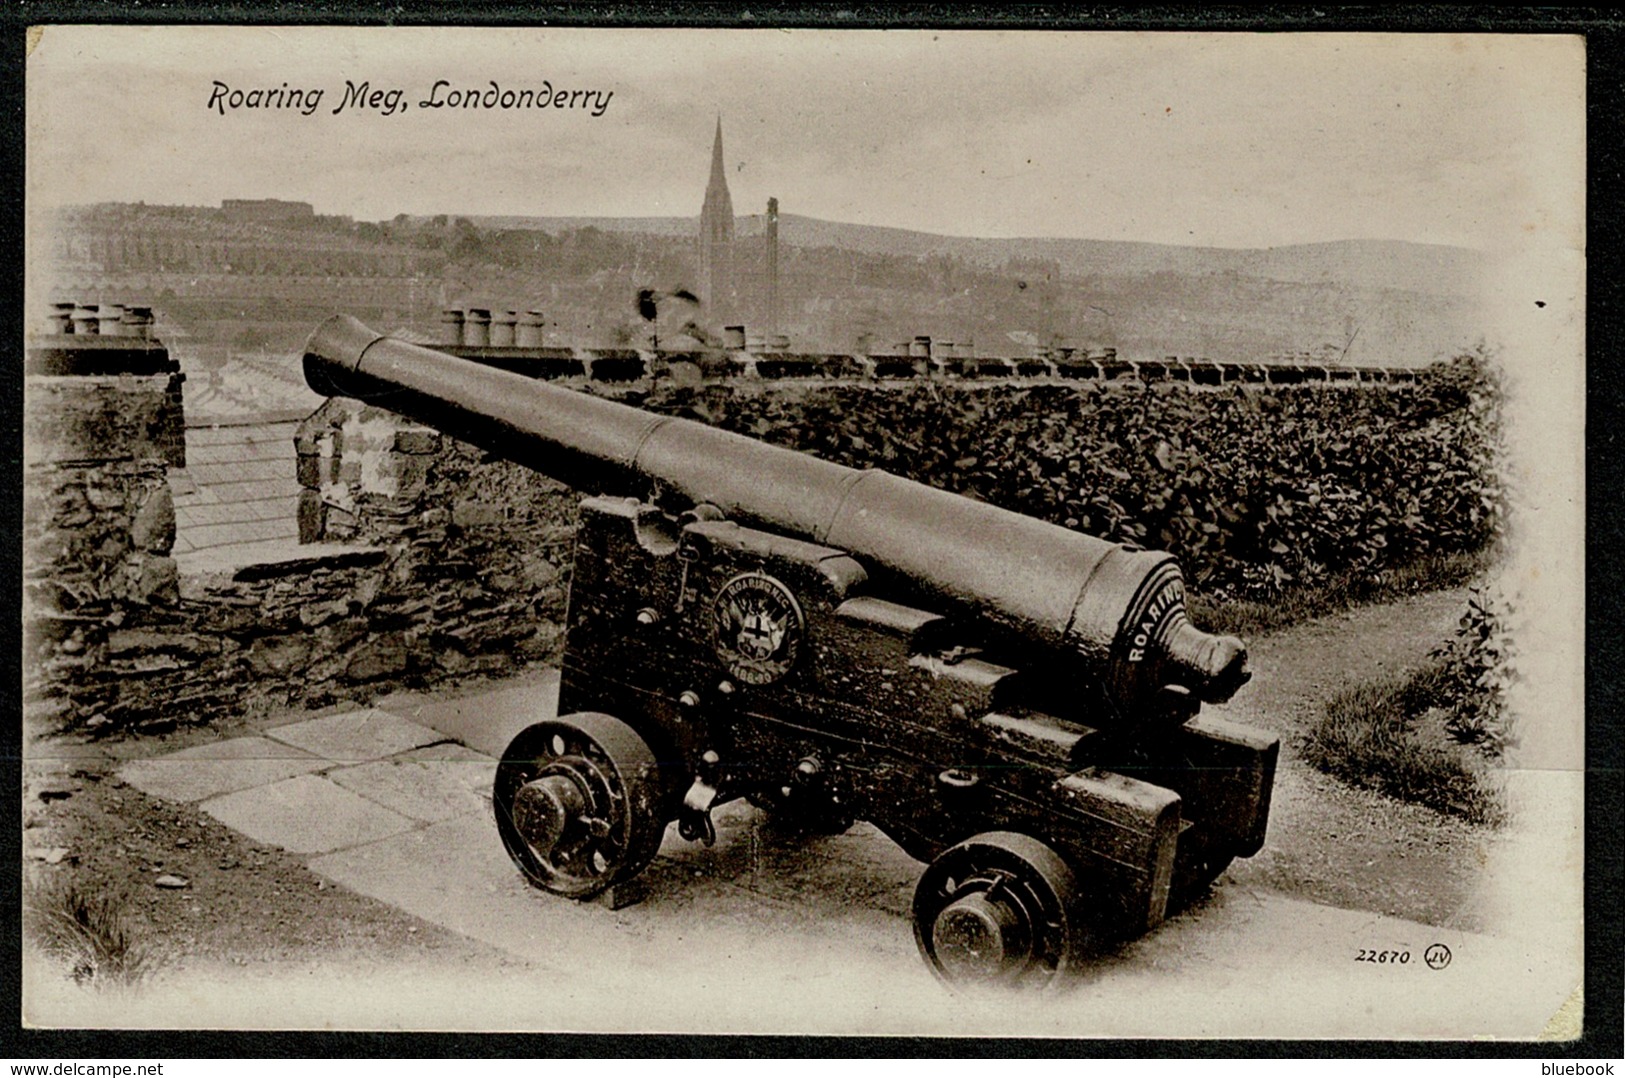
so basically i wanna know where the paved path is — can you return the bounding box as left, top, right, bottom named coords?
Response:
left=115, top=671, right=1576, bottom=1037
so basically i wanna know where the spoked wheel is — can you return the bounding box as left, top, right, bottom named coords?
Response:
left=912, top=831, right=1081, bottom=988
left=494, top=712, right=671, bottom=900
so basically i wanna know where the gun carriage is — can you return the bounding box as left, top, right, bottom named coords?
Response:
left=303, top=315, right=1278, bottom=988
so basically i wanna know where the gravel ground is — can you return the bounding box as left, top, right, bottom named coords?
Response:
left=1214, top=585, right=1490, bottom=929
left=22, top=722, right=534, bottom=992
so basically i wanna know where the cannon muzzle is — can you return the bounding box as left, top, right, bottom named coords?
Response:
left=303, top=315, right=1249, bottom=713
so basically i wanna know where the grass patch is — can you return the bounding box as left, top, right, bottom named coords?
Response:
left=1302, top=660, right=1506, bottom=826
left=1189, top=549, right=1490, bottom=637
left=23, top=878, right=155, bottom=988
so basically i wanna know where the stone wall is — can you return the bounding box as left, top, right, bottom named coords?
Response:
left=25, top=366, right=577, bottom=736
left=293, top=396, right=577, bottom=679
left=23, top=371, right=187, bottom=731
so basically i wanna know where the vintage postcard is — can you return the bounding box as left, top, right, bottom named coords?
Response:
left=20, top=25, right=1586, bottom=1039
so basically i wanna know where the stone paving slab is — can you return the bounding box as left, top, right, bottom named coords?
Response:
left=200, top=772, right=418, bottom=855
left=327, top=754, right=491, bottom=824
left=265, top=708, right=444, bottom=763
left=378, top=672, right=558, bottom=759
left=304, top=795, right=1550, bottom=1037
left=396, top=742, right=492, bottom=764
left=300, top=674, right=1567, bottom=1035
left=119, top=736, right=326, bottom=803
left=307, top=807, right=924, bottom=993
left=100, top=672, right=1576, bottom=1036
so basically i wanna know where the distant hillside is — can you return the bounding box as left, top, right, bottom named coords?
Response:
left=460, top=213, right=1486, bottom=299
left=45, top=202, right=1491, bottom=366
left=465, top=215, right=696, bottom=239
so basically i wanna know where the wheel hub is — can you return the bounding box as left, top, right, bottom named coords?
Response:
left=512, top=773, right=587, bottom=857
left=912, top=831, right=1080, bottom=988
left=494, top=713, right=671, bottom=901
left=931, top=886, right=1032, bottom=980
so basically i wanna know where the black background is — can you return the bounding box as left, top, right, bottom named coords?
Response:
left=2, top=4, right=1618, bottom=1061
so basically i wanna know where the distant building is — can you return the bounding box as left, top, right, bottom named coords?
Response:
left=222, top=199, right=315, bottom=222
left=698, top=119, right=736, bottom=326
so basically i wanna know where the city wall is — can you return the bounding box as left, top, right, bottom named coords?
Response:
left=24, top=330, right=573, bottom=736
left=23, top=312, right=1452, bottom=737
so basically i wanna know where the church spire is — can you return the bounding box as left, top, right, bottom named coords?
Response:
left=711, top=117, right=727, bottom=182
left=699, top=117, right=736, bottom=325
left=701, top=116, right=735, bottom=232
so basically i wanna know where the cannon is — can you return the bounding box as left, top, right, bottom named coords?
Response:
left=303, top=315, right=1278, bottom=987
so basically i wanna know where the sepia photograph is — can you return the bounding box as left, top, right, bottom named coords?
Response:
left=19, top=24, right=1588, bottom=1040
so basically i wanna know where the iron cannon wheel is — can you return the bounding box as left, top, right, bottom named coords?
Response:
left=494, top=712, right=669, bottom=900
left=912, top=831, right=1081, bottom=988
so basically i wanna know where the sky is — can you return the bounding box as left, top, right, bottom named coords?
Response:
left=27, top=27, right=1583, bottom=251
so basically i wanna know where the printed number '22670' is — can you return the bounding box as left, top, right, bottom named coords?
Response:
left=1355, top=949, right=1410, bottom=964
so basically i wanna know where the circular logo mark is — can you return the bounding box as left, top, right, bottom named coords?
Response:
left=711, top=572, right=805, bottom=685
left=1424, top=943, right=1452, bottom=971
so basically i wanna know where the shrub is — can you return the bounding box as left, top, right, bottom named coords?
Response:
left=1303, top=661, right=1506, bottom=826
left=619, top=350, right=1506, bottom=607
left=1430, top=585, right=1519, bottom=756
left=1304, top=583, right=1517, bottom=823
left=1188, top=549, right=1489, bottom=638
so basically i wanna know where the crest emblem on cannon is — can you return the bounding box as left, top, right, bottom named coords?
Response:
left=713, top=572, right=803, bottom=683
left=303, top=315, right=1278, bottom=988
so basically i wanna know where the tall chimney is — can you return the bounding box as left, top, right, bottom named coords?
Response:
left=766, top=197, right=780, bottom=339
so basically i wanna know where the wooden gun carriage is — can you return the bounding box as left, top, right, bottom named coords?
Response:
left=303, top=315, right=1277, bottom=987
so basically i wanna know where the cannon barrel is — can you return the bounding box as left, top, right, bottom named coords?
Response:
left=303, top=315, right=1249, bottom=711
